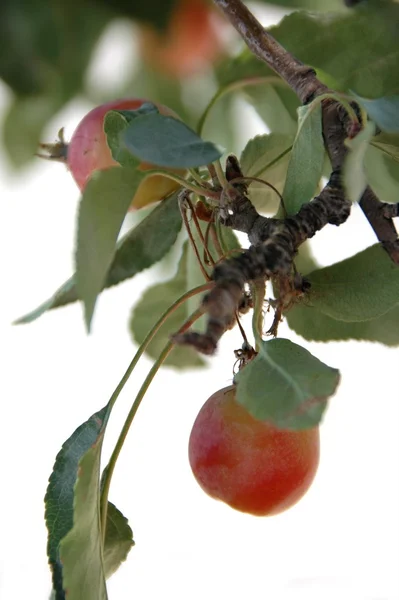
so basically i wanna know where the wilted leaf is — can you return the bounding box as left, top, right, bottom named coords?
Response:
left=282, top=103, right=325, bottom=214
left=76, top=167, right=144, bottom=331
left=235, top=338, right=340, bottom=429
left=301, top=244, right=399, bottom=321
left=15, top=192, right=182, bottom=324
left=343, top=121, right=376, bottom=203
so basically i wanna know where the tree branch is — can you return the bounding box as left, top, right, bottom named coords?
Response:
left=174, top=0, right=399, bottom=355
left=213, top=0, right=399, bottom=264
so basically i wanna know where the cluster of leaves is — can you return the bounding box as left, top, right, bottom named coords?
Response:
left=8, top=0, right=399, bottom=598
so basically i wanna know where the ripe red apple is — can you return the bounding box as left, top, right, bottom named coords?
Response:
left=40, top=99, right=185, bottom=210
left=137, top=0, right=226, bottom=78
left=189, top=385, right=320, bottom=516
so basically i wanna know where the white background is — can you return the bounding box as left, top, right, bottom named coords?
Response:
left=1, top=5, right=398, bottom=600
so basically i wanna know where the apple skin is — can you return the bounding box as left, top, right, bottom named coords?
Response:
left=189, top=385, right=320, bottom=516
left=67, top=98, right=185, bottom=210
left=137, top=0, right=226, bottom=78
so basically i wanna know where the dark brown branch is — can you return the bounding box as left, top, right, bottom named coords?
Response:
left=175, top=172, right=349, bottom=354
left=174, top=0, right=399, bottom=355
left=359, top=190, right=399, bottom=263
left=213, top=0, right=327, bottom=103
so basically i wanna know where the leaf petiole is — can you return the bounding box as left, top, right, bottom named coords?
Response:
left=100, top=307, right=204, bottom=541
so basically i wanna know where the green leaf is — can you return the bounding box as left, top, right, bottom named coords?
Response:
left=343, top=121, right=376, bottom=203
left=123, top=113, right=223, bottom=168
left=352, top=93, right=399, bottom=133
left=364, top=144, right=399, bottom=204
left=45, top=404, right=111, bottom=599
left=97, top=0, right=178, bottom=29
left=240, top=133, right=294, bottom=213
left=129, top=242, right=205, bottom=369
left=3, top=95, right=64, bottom=167
left=302, top=244, right=399, bottom=321
left=76, top=167, right=144, bottom=331
left=256, top=0, right=344, bottom=10
left=45, top=405, right=134, bottom=598
left=0, top=0, right=108, bottom=166
left=282, top=103, right=325, bottom=214
left=370, top=133, right=399, bottom=162
left=218, top=4, right=399, bottom=100
left=286, top=300, right=399, bottom=346
left=269, top=4, right=399, bottom=98
left=14, top=277, right=77, bottom=324
left=235, top=338, right=340, bottom=430
left=59, top=422, right=109, bottom=600
left=103, top=502, right=134, bottom=579
left=15, top=189, right=183, bottom=325
left=242, top=84, right=299, bottom=135
left=104, top=111, right=142, bottom=168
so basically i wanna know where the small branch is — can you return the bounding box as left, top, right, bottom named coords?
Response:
left=212, top=0, right=327, bottom=103
left=177, top=172, right=349, bottom=354
left=359, top=190, right=399, bottom=263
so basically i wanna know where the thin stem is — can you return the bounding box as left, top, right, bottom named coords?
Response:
left=229, top=175, right=283, bottom=202
left=188, top=168, right=212, bottom=189
left=188, top=198, right=216, bottom=267
left=196, top=76, right=282, bottom=137
left=179, top=196, right=211, bottom=281
left=100, top=309, right=203, bottom=540
left=235, top=311, right=249, bottom=346
left=213, top=159, right=229, bottom=188
left=209, top=222, right=224, bottom=260
left=144, top=168, right=220, bottom=200
left=250, top=280, right=266, bottom=351
left=207, top=163, right=221, bottom=190
left=103, top=282, right=212, bottom=415
left=251, top=145, right=292, bottom=180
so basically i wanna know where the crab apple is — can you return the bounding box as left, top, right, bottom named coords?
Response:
left=189, top=385, right=320, bottom=516
left=64, top=99, right=184, bottom=210
left=137, top=0, right=226, bottom=78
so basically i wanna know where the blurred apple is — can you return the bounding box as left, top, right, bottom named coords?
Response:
left=137, top=0, right=227, bottom=78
